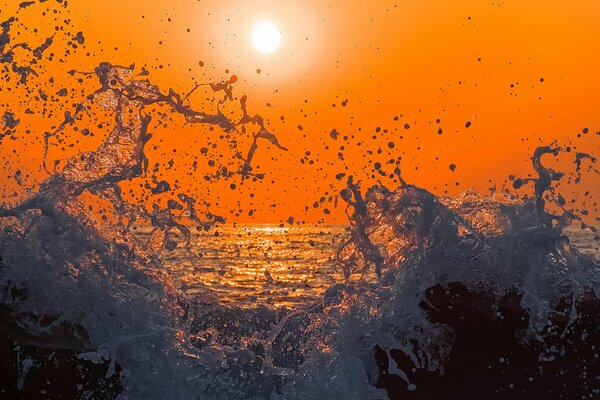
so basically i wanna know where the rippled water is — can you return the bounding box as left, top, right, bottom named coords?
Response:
left=565, top=225, right=600, bottom=258
left=134, top=223, right=599, bottom=309
left=135, top=224, right=352, bottom=308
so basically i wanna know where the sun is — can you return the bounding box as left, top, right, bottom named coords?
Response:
left=252, top=22, right=281, bottom=54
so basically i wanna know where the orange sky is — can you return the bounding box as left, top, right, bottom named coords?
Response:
left=1, top=0, right=599, bottom=224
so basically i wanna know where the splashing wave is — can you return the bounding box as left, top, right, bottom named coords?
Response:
left=0, top=4, right=599, bottom=400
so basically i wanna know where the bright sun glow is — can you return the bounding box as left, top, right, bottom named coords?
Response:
left=252, top=22, right=281, bottom=54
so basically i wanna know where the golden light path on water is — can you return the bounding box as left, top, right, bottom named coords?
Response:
left=164, top=224, right=365, bottom=309
left=133, top=224, right=349, bottom=308
left=135, top=224, right=598, bottom=309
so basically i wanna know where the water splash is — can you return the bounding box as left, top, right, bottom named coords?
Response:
left=0, top=2, right=599, bottom=400
left=326, top=146, right=599, bottom=397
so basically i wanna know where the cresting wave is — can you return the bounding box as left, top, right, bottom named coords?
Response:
left=1, top=4, right=600, bottom=400
left=0, top=56, right=289, bottom=398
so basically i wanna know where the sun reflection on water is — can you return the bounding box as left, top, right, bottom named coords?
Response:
left=135, top=223, right=598, bottom=309
left=137, top=224, right=353, bottom=308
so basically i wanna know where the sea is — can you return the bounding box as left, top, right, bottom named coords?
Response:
left=137, top=223, right=599, bottom=309
left=136, top=224, right=352, bottom=308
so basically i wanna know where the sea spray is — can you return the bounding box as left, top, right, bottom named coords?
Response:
left=1, top=4, right=288, bottom=396
left=0, top=2, right=599, bottom=399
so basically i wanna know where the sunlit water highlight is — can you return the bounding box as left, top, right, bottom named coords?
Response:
left=137, top=224, right=365, bottom=308
left=136, top=224, right=598, bottom=309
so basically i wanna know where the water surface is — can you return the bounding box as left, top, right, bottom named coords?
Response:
left=137, top=223, right=599, bottom=308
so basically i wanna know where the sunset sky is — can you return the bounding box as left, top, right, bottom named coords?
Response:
left=1, top=0, right=599, bottom=223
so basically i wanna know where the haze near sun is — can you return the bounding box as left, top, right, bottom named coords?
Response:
left=252, top=22, right=281, bottom=54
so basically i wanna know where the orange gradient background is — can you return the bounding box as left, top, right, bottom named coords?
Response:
left=1, top=0, right=599, bottom=223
